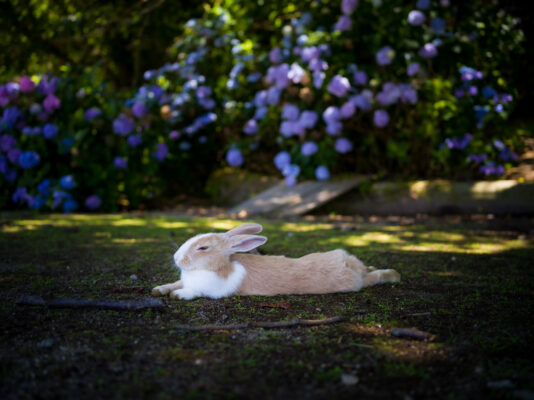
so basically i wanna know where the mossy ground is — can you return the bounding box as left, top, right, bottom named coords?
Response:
left=0, top=213, right=533, bottom=399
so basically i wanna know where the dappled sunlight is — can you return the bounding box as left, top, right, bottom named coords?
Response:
left=111, top=219, right=149, bottom=227
left=278, top=222, right=334, bottom=232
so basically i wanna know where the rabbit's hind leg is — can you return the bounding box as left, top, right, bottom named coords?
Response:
left=362, top=269, right=400, bottom=287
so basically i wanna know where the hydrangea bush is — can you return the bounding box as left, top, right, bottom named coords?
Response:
left=0, top=0, right=526, bottom=211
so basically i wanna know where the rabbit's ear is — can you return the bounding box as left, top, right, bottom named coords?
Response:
left=225, top=223, right=263, bottom=237
left=229, top=235, right=267, bottom=253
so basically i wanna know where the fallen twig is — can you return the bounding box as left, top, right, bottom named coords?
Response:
left=15, top=295, right=164, bottom=311
left=391, top=327, right=431, bottom=341
left=173, top=316, right=343, bottom=331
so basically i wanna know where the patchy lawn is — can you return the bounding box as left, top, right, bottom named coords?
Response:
left=0, top=213, right=533, bottom=399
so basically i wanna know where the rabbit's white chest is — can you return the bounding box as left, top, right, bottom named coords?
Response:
left=180, top=261, right=246, bottom=299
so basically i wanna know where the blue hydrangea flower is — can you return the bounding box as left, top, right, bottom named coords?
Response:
left=334, top=15, right=352, bottom=32
left=127, top=135, right=142, bottom=147
left=430, top=17, right=446, bottom=34
left=43, top=123, right=58, bottom=139
left=416, top=0, right=430, bottom=10
left=313, top=72, right=325, bottom=89
left=419, top=43, right=438, bottom=58
left=18, top=151, right=40, bottom=169
left=0, top=134, right=17, bottom=152
left=60, top=175, right=76, bottom=190
left=467, top=154, right=487, bottom=163
left=274, top=151, right=291, bottom=170
left=254, top=107, right=268, bottom=120
left=247, top=73, right=262, bottom=83
left=444, top=133, right=472, bottom=150
left=374, top=110, right=390, bottom=127
left=340, top=101, right=356, bottom=118
left=288, top=63, right=305, bottom=83
left=301, top=141, right=318, bottom=156
left=132, top=102, right=147, bottom=118
left=326, top=122, right=343, bottom=136
left=315, top=166, right=330, bottom=181
left=243, top=119, right=258, bottom=135
left=328, top=75, right=351, bottom=97
left=85, top=195, right=102, bottom=210
left=376, top=46, right=395, bottom=66
left=113, top=114, right=135, bottom=135
left=2, top=107, right=20, bottom=130
left=282, top=104, right=300, bottom=121
left=342, top=0, right=359, bottom=15
left=84, top=108, right=102, bottom=121
left=323, top=106, right=341, bottom=124
left=267, top=87, right=281, bottom=105
left=226, top=148, right=244, bottom=167
left=407, top=62, right=421, bottom=76
left=254, top=91, right=268, bottom=108
left=38, top=179, right=51, bottom=196
left=63, top=198, right=78, bottom=213
left=482, top=86, right=496, bottom=99
left=353, top=71, right=368, bottom=86
left=153, top=143, right=168, bottom=162
left=408, top=10, right=426, bottom=26
left=114, top=157, right=127, bottom=169
left=269, top=48, right=282, bottom=64
left=335, top=138, right=353, bottom=154
left=298, top=111, right=318, bottom=129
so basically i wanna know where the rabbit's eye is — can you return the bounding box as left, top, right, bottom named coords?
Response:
left=196, top=246, right=209, bottom=251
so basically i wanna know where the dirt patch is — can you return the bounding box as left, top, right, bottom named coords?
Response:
left=1, top=214, right=533, bottom=399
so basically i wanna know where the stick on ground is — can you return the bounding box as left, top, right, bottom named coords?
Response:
left=16, top=295, right=165, bottom=311
left=173, top=316, right=343, bottom=331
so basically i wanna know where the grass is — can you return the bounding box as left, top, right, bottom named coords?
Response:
left=0, top=212, right=533, bottom=399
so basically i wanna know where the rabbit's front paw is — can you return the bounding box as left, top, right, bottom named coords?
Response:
left=152, top=286, right=168, bottom=296
left=170, top=288, right=197, bottom=300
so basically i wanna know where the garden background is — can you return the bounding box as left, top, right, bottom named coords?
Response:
left=1, top=0, right=532, bottom=212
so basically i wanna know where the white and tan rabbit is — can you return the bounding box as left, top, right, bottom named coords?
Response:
left=152, top=223, right=400, bottom=300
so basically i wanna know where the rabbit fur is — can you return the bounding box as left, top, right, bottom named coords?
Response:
left=152, top=223, right=400, bottom=300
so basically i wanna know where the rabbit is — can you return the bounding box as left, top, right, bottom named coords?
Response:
left=152, top=223, right=400, bottom=300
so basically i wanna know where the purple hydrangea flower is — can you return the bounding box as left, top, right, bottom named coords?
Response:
left=480, top=161, right=505, bottom=176
left=18, top=151, right=40, bottom=169
left=407, top=62, right=421, bottom=76
left=288, top=63, right=305, bottom=83
left=84, top=107, right=102, bottom=121
left=326, top=122, right=343, bottom=136
left=313, top=72, right=325, bottom=89
left=444, top=133, right=472, bottom=150
left=340, top=101, right=356, bottom=119
left=254, top=107, right=268, bottom=120
left=280, top=121, right=304, bottom=137
left=128, top=134, right=143, bottom=147
left=43, top=94, right=61, bottom=113
left=467, top=154, right=487, bottom=163
left=274, top=151, right=291, bottom=170
left=254, top=91, right=268, bottom=108
left=8, top=148, right=21, bottom=164
left=269, top=48, right=282, bottom=64
left=315, top=165, right=330, bottom=181
left=377, top=82, right=401, bottom=106
left=37, top=76, right=58, bottom=95
left=243, top=119, right=258, bottom=135
left=334, top=15, right=352, bottom=32
left=354, top=71, right=368, bottom=86
left=299, top=110, right=318, bottom=129
left=454, top=89, right=465, bottom=98
left=376, top=46, right=394, bottom=66
left=0, top=134, right=17, bottom=152
left=114, top=157, right=127, bottom=169
left=282, top=163, right=300, bottom=178
left=301, top=141, right=318, bottom=156
left=85, top=195, right=102, bottom=210
left=342, top=0, right=359, bottom=15
left=266, top=64, right=290, bottom=89
left=351, top=91, right=373, bottom=111
left=468, top=86, right=478, bottom=96
left=374, top=110, right=390, bottom=127
left=301, top=46, right=320, bottom=62
left=328, top=75, right=351, bottom=97
left=43, top=123, right=58, bottom=139
left=399, top=84, right=418, bottom=104
left=282, top=104, right=300, bottom=121
left=113, top=114, right=135, bottom=135
left=323, top=106, right=341, bottom=124
left=132, top=102, right=147, bottom=118
left=335, top=138, right=353, bottom=154
left=0, top=155, right=6, bottom=174
left=419, top=43, right=438, bottom=58
left=196, top=86, right=211, bottom=99
left=226, top=148, right=244, bottom=167
left=19, top=76, right=35, bottom=92
left=309, top=59, right=328, bottom=72
left=169, top=130, right=180, bottom=140
left=267, top=87, right=281, bottom=105
left=408, top=10, right=426, bottom=26
left=154, top=143, right=168, bottom=162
